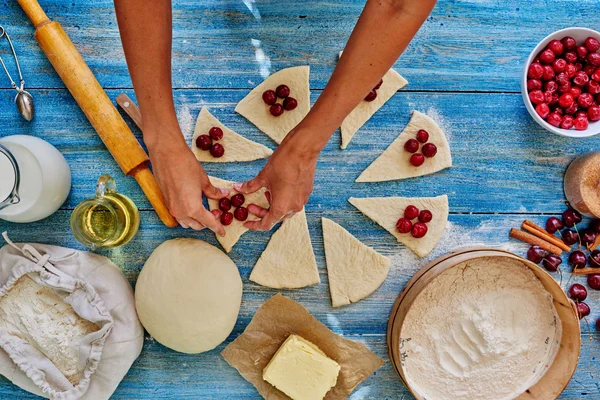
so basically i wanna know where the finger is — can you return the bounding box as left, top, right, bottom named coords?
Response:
left=265, top=191, right=271, bottom=204
left=194, top=208, right=226, bottom=237
left=211, top=209, right=222, bottom=219
left=201, top=178, right=230, bottom=200
left=178, top=220, right=190, bottom=229
left=186, top=219, right=205, bottom=231
left=233, top=176, right=266, bottom=194
left=247, top=203, right=269, bottom=218
left=245, top=209, right=285, bottom=231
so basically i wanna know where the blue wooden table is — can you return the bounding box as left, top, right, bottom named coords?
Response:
left=2, top=0, right=600, bottom=398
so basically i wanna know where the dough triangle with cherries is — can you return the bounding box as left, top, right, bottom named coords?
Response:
left=192, top=107, right=272, bottom=162
left=207, top=176, right=270, bottom=253
left=356, top=111, right=452, bottom=182
left=339, top=52, right=408, bottom=149
left=322, top=218, right=390, bottom=307
left=235, top=66, right=310, bottom=144
left=250, top=209, right=320, bottom=289
left=349, top=195, right=449, bottom=258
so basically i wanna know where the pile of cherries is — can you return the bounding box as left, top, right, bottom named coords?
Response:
left=525, top=206, right=600, bottom=322
left=527, top=35, right=600, bottom=130
left=196, top=126, right=225, bottom=158
left=218, top=193, right=248, bottom=225
left=262, top=84, right=298, bottom=117
left=364, top=79, right=383, bottom=102
left=404, top=129, right=437, bottom=167
left=395, top=205, right=432, bottom=239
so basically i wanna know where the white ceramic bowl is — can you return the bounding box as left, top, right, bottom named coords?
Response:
left=522, top=27, right=600, bottom=138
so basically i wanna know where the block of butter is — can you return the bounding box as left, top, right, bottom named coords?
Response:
left=263, top=334, right=341, bottom=400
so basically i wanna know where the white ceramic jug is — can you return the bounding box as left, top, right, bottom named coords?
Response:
left=0, top=135, right=71, bottom=223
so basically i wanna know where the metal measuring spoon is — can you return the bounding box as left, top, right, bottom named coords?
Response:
left=0, top=26, right=34, bottom=121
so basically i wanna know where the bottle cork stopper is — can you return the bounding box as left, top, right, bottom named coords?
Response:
left=564, top=152, right=600, bottom=218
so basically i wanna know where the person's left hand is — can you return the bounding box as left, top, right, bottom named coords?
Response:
left=234, top=128, right=319, bottom=231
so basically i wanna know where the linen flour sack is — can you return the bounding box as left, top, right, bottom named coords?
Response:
left=0, top=233, right=143, bottom=399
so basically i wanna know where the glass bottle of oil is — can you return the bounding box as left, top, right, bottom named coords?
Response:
left=71, top=175, right=140, bottom=250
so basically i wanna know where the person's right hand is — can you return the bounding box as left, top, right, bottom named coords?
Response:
left=147, top=134, right=229, bottom=235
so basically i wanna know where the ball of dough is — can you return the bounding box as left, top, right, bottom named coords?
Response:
left=135, top=239, right=242, bottom=353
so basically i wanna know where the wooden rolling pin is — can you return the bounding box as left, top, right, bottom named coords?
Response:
left=564, top=152, right=600, bottom=218
left=17, top=0, right=177, bottom=228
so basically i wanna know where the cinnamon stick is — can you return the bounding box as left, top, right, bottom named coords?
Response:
left=573, top=268, right=600, bottom=275
left=522, top=220, right=571, bottom=252
left=509, top=228, right=563, bottom=255
left=588, top=235, right=600, bottom=251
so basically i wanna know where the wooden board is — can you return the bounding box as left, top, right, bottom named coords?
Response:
left=1, top=0, right=600, bottom=398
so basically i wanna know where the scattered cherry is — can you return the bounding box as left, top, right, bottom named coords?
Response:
left=422, top=143, right=437, bottom=158
left=580, top=229, right=597, bottom=246
left=230, top=193, right=245, bottom=207
left=220, top=212, right=234, bottom=226
left=283, top=97, right=298, bottom=111
left=411, top=222, right=428, bottom=238
left=210, top=143, right=225, bottom=158
left=276, top=85, right=290, bottom=98
left=396, top=218, right=413, bottom=234
left=374, top=79, right=383, bottom=89
left=418, top=210, right=433, bottom=223
left=562, top=229, right=579, bottom=245
left=364, top=90, right=378, bottom=102
left=569, top=250, right=587, bottom=269
left=218, top=197, right=231, bottom=212
left=410, top=154, right=425, bottom=167
left=590, top=250, right=600, bottom=267
left=577, top=302, right=591, bottom=319
left=542, top=254, right=562, bottom=272
left=591, top=219, right=600, bottom=234
left=568, top=284, right=588, bottom=301
left=404, top=139, right=419, bottom=153
left=527, top=246, right=546, bottom=264
left=562, top=208, right=579, bottom=227
left=270, top=104, right=284, bottom=117
left=404, top=205, right=420, bottom=220
left=233, top=207, right=248, bottom=221
left=416, top=129, right=429, bottom=143
left=588, top=274, right=600, bottom=290
left=262, top=90, right=277, bottom=105
left=196, top=135, right=212, bottom=151
left=545, top=216, right=564, bottom=233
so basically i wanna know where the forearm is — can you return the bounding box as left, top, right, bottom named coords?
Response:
left=291, top=0, right=436, bottom=152
left=114, top=0, right=183, bottom=150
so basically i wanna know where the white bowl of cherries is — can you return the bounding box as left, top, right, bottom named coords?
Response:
left=523, top=27, right=600, bottom=138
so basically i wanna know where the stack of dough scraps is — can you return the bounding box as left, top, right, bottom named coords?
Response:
left=322, top=218, right=390, bottom=307
left=349, top=195, right=449, bottom=258
left=356, top=110, right=452, bottom=182
left=250, top=209, right=320, bottom=289
left=191, top=107, right=272, bottom=162
left=235, top=66, right=310, bottom=144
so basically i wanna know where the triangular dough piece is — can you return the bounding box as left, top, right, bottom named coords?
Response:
left=207, top=176, right=270, bottom=253
left=191, top=107, right=272, bottom=162
left=235, top=66, right=310, bottom=144
left=340, top=56, right=408, bottom=149
left=349, top=195, right=449, bottom=258
left=250, top=209, right=320, bottom=289
left=321, top=218, right=391, bottom=307
left=356, top=111, right=452, bottom=182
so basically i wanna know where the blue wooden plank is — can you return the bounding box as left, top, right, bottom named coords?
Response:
left=0, top=0, right=598, bottom=92
left=1, top=88, right=598, bottom=214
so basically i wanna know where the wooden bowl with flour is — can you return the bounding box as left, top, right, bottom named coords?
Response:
left=387, top=248, right=580, bottom=400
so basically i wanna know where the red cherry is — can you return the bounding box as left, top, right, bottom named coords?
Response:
left=422, top=143, right=437, bottom=158
left=586, top=37, right=600, bottom=52
left=592, top=68, right=600, bottom=82
left=535, top=103, right=550, bottom=119
left=569, top=86, right=581, bottom=98
left=411, top=222, right=428, bottom=238
left=565, top=103, right=579, bottom=115
left=418, top=210, right=433, bottom=223
left=584, top=63, right=596, bottom=76
left=220, top=212, right=234, bottom=226
left=546, top=112, right=562, bottom=127
left=564, top=51, right=578, bottom=64
left=527, top=79, right=543, bottom=91
left=560, top=115, right=574, bottom=129
left=548, top=39, right=565, bottom=56
left=544, top=80, right=558, bottom=93
left=262, top=90, right=277, bottom=105
left=404, top=205, right=420, bottom=220
left=556, top=72, right=569, bottom=86
left=591, top=219, right=600, bottom=234
left=210, top=143, right=225, bottom=158
left=209, top=127, right=223, bottom=141
left=573, top=71, right=590, bottom=87
left=553, top=106, right=564, bottom=116
left=527, top=63, right=544, bottom=79
left=527, top=246, right=547, bottom=264
left=558, top=93, right=574, bottom=108
left=374, top=79, right=383, bottom=89
left=529, top=90, right=545, bottom=105
left=541, top=65, right=555, bottom=81
left=574, top=114, right=589, bottom=130
left=404, top=139, right=419, bottom=153
left=219, top=197, right=232, bottom=212
left=364, top=90, right=377, bottom=102
left=542, top=254, right=562, bottom=272
left=558, top=82, right=571, bottom=94
left=233, top=207, right=248, bottom=221
left=270, top=104, right=284, bottom=117
left=196, top=134, right=213, bottom=150
left=588, top=105, right=600, bottom=121
left=230, top=193, right=245, bottom=207
left=568, top=284, right=588, bottom=301
left=275, top=84, right=290, bottom=98
left=566, top=63, right=578, bottom=78
left=576, top=111, right=588, bottom=119
left=587, top=80, right=600, bottom=95
left=282, top=97, right=298, bottom=111
left=588, top=273, right=600, bottom=289
left=575, top=62, right=583, bottom=72
left=409, top=153, right=425, bottom=167
left=578, top=92, right=595, bottom=108
left=576, top=45, right=589, bottom=60
left=589, top=53, right=600, bottom=67
left=539, top=49, right=555, bottom=65
left=591, top=251, right=600, bottom=268
left=396, top=218, right=413, bottom=234
left=576, top=302, right=590, bottom=320
left=561, top=36, right=577, bottom=51
left=416, top=129, right=429, bottom=143
left=569, top=250, right=587, bottom=269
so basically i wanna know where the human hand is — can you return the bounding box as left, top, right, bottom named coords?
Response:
left=147, top=134, right=230, bottom=234
left=234, top=128, right=319, bottom=231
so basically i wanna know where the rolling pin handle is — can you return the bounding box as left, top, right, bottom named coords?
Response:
left=17, top=0, right=50, bottom=28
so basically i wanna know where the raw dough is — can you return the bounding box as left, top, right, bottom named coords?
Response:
left=339, top=52, right=408, bottom=149
left=208, top=176, right=270, bottom=253
left=349, top=195, right=448, bottom=258
left=322, top=218, right=391, bottom=307
left=235, top=66, right=311, bottom=144
left=356, top=110, right=451, bottom=182
left=191, top=107, right=272, bottom=162
left=250, top=209, right=319, bottom=289
left=135, top=238, right=242, bottom=354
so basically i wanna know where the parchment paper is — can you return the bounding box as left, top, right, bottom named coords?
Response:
left=221, top=294, right=384, bottom=399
